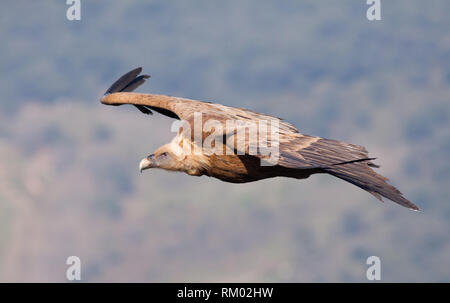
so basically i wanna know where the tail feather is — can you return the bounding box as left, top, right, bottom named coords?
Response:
left=326, top=162, right=419, bottom=210
left=298, top=138, right=418, bottom=210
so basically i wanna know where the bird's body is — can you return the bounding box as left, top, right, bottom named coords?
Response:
left=149, top=130, right=318, bottom=183
left=101, top=68, right=419, bottom=210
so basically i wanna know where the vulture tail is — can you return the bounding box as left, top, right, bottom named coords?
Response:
left=323, top=154, right=418, bottom=210
left=299, top=138, right=418, bottom=210
left=326, top=163, right=418, bottom=210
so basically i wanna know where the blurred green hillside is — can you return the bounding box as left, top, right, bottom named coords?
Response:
left=0, top=0, right=449, bottom=282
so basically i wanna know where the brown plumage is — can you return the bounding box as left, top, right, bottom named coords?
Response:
left=100, top=67, right=419, bottom=211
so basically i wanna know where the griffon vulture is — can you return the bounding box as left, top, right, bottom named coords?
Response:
left=100, top=68, right=418, bottom=210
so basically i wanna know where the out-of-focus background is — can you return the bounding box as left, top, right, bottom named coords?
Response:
left=0, top=0, right=449, bottom=282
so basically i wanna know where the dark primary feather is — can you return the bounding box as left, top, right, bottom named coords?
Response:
left=122, top=75, right=151, bottom=93
left=104, top=67, right=143, bottom=95
left=145, top=106, right=180, bottom=119
left=134, top=105, right=153, bottom=115
left=104, top=67, right=152, bottom=114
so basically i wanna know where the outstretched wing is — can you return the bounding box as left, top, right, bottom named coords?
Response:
left=100, top=68, right=376, bottom=170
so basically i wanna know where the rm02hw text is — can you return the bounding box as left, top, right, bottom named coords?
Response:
left=177, top=287, right=274, bottom=300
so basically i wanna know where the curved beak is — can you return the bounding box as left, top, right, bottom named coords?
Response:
left=139, top=157, right=152, bottom=173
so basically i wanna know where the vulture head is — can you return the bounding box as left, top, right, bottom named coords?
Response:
left=138, top=136, right=204, bottom=176
left=139, top=147, right=179, bottom=173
